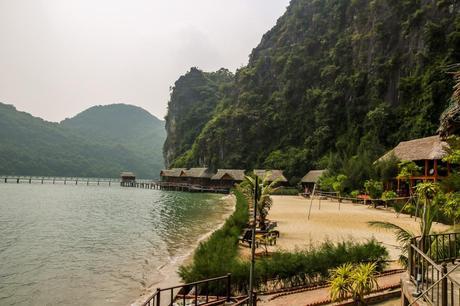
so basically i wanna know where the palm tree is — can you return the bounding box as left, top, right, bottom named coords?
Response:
left=330, top=262, right=378, bottom=305
left=238, top=172, right=279, bottom=229
left=369, top=182, right=440, bottom=266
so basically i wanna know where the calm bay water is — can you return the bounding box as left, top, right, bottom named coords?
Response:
left=0, top=183, right=230, bottom=306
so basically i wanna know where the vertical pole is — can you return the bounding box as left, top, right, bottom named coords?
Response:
left=408, top=244, right=413, bottom=278
left=442, top=263, right=448, bottom=306
left=226, top=273, right=231, bottom=302
left=156, top=288, right=161, bottom=306
left=307, top=183, right=316, bottom=220
left=249, top=176, right=258, bottom=306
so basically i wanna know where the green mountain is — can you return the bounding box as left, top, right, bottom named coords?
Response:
left=0, top=103, right=165, bottom=178
left=163, top=67, right=234, bottom=167
left=165, top=0, right=460, bottom=187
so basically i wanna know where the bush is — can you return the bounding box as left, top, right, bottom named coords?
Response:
left=179, top=190, right=249, bottom=286
left=350, top=190, right=360, bottom=198
left=382, top=190, right=397, bottom=206
left=364, top=179, right=383, bottom=199
left=231, top=239, right=388, bottom=292
left=270, top=187, right=299, bottom=195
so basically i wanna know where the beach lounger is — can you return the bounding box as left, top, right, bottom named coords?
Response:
left=239, top=229, right=258, bottom=248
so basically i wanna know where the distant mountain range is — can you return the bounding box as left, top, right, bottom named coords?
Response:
left=0, top=103, right=165, bottom=178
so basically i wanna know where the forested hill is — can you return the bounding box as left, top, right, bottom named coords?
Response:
left=0, top=103, right=165, bottom=178
left=165, top=0, right=460, bottom=186
left=163, top=67, right=233, bottom=167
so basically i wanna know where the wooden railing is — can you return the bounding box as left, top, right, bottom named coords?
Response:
left=141, top=274, right=256, bottom=306
left=408, top=233, right=460, bottom=306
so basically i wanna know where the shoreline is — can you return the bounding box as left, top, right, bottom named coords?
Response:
left=130, top=193, right=236, bottom=306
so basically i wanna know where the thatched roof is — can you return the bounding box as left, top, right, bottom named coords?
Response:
left=211, top=169, right=246, bottom=181
left=120, top=171, right=135, bottom=178
left=438, top=67, right=460, bottom=137
left=184, top=168, right=214, bottom=178
left=253, top=169, right=288, bottom=182
left=160, top=168, right=187, bottom=177
left=301, top=170, right=326, bottom=183
left=378, top=135, right=449, bottom=162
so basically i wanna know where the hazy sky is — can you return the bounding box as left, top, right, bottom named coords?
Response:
left=0, top=0, right=290, bottom=122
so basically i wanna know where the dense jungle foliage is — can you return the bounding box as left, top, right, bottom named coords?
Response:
left=165, top=0, right=460, bottom=189
left=0, top=103, right=165, bottom=178
left=163, top=67, right=233, bottom=167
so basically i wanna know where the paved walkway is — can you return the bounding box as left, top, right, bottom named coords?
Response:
left=258, top=272, right=404, bottom=306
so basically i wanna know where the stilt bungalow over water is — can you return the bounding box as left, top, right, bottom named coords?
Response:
left=378, top=135, right=450, bottom=196
left=211, top=169, right=246, bottom=189
left=159, top=168, right=187, bottom=183
left=183, top=168, right=214, bottom=185
left=120, top=171, right=136, bottom=187
left=301, top=169, right=326, bottom=193
left=253, top=169, right=288, bottom=185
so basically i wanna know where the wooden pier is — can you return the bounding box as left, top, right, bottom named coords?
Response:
left=1, top=176, right=230, bottom=194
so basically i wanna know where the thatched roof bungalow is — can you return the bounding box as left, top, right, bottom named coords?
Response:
left=183, top=168, right=214, bottom=185
left=211, top=169, right=246, bottom=188
left=378, top=135, right=451, bottom=195
left=160, top=168, right=187, bottom=183
left=301, top=170, right=326, bottom=191
left=120, top=171, right=136, bottom=182
left=378, top=135, right=449, bottom=162
left=253, top=169, right=288, bottom=184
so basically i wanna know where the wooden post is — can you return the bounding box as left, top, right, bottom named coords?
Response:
left=434, top=159, right=438, bottom=181
left=17, top=178, right=19, bottom=184
left=29, top=178, right=31, bottom=184
left=442, top=263, right=448, bottom=306
left=307, top=184, right=316, bottom=220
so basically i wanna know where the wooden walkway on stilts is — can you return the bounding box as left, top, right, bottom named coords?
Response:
left=1, top=175, right=230, bottom=194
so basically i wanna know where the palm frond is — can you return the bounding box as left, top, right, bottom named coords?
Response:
left=368, top=221, right=414, bottom=247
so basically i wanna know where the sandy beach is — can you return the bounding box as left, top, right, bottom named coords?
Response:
left=242, top=195, right=450, bottom=261
left=131, top=194, right=236, bottom=306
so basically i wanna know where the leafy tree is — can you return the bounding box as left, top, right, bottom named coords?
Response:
left=364, top=180, right=383, bottom=199
left=374, top=154, right=399, bottom=182
left=442, top=192, right=460, bottom=227
left=397, top=161, right=421, bottom=181
left=332, top=174, right=348, bottom=197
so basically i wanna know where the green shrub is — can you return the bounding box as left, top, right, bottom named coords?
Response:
left=179, top=190, right=249, bottom=286
left=350, top=190, right=360, bottom=198
left=382, top=190, right=397, bottom=206
left=270, top=187, right=299, bottom=195
left=364, top=179, right=383, bottom=199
